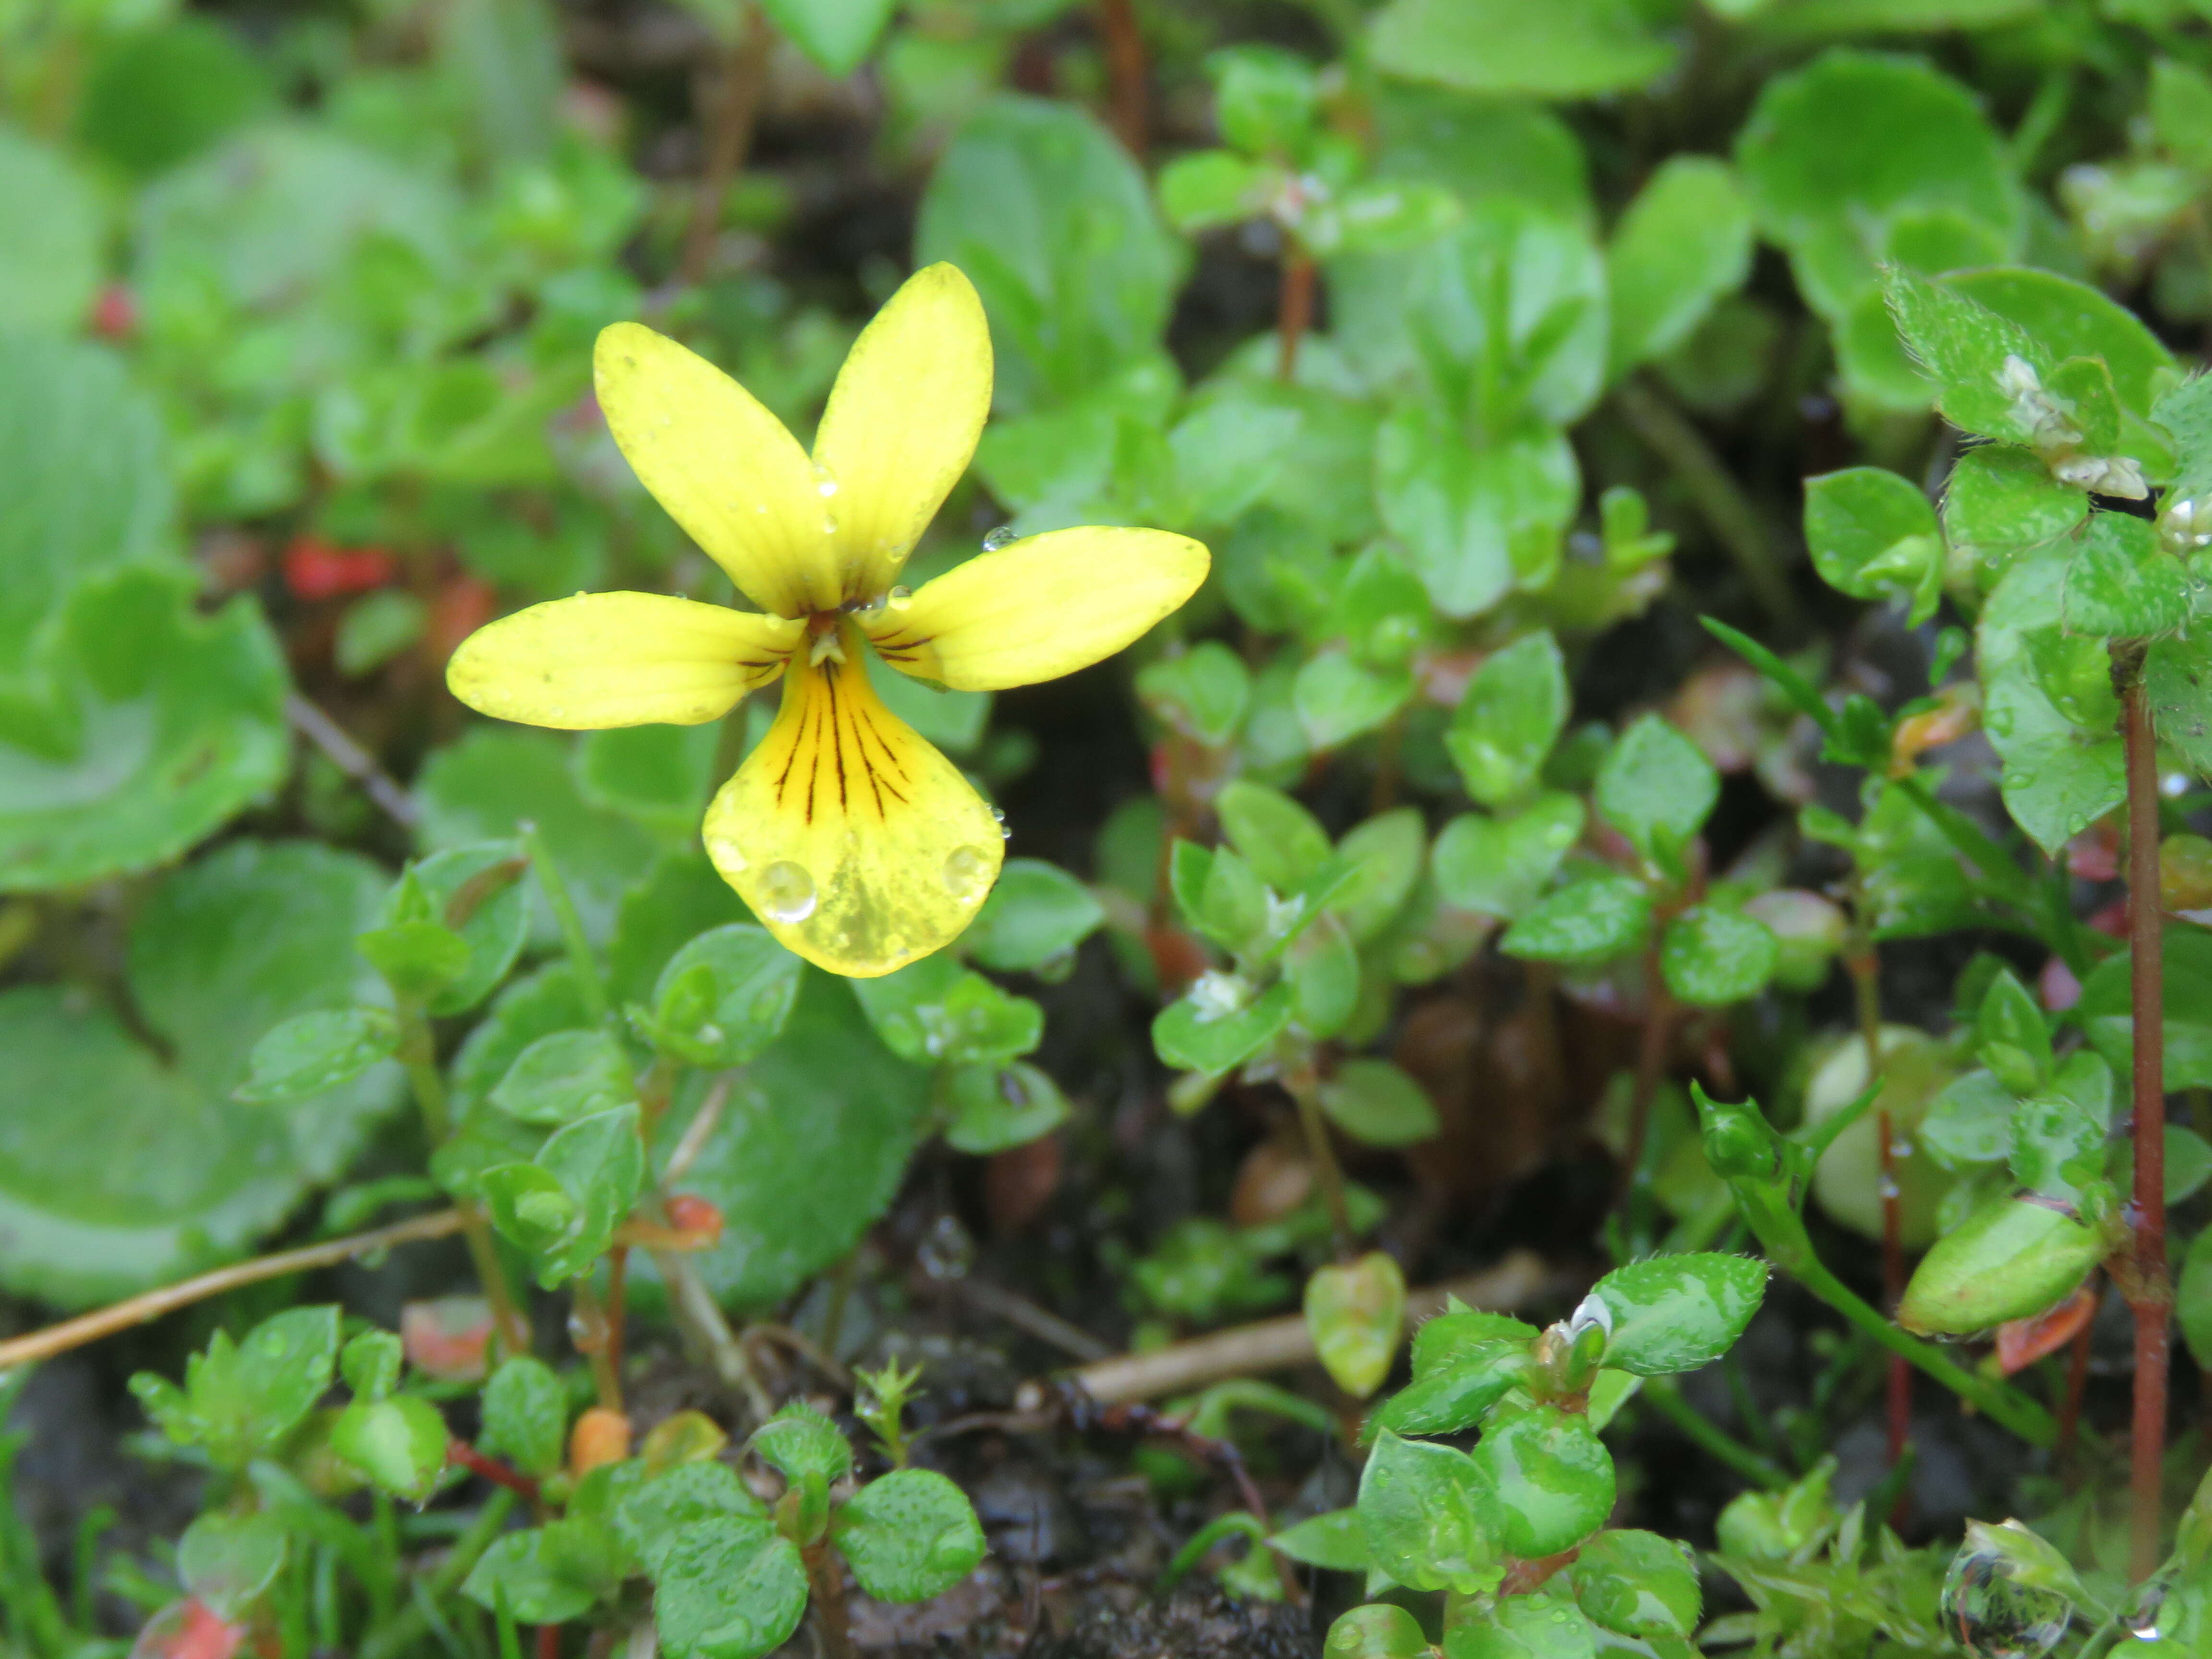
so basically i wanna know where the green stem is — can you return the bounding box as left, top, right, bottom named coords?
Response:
left=1282, top=1058, right=1355, bottom=1258
left=521, top=822, right=612, bottom=1028
left=1639, top=1376, right=1789, bottom=1490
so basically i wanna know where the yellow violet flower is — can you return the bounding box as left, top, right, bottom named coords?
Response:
left=446, top=264, right=1209, bottom=977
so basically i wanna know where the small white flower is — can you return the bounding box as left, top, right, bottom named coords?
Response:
left=1189, top=970, right=1250, bottom=1023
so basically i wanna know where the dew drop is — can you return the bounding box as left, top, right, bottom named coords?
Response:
left=944, top=844, right=993, bottom=900
left=982, top=525, right=1018, bottom=552
left=821, top=515, right=840, bottom=537
left=886, top=584, right=913, bottom=612
left=757, top=860, right=817, bottom=924
left=813, top=462, right=840, bottom=498
left=706, top=835, right=748, bottom=873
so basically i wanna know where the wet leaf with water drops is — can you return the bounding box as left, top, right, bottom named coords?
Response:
left=1940, top=1521, right=2079, bottom=1659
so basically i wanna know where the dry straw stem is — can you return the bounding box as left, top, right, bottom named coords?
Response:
left=1058, top=1250, right=1563, bottom=1406
left=0, top=1208, right=467, bottom=1372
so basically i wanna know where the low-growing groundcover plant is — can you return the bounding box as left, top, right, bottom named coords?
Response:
left=10, top=0, right=2212, bottom=1656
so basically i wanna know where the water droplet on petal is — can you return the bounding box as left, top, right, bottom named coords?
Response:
left=757, top=861, right=817, bottom=924
left=982, top=525, right=1018, bottom=552
left=886, top=585, right=912, bottom=612
left=944, top=844, right=993, bottom=900
left=706, top=836, right=747, bottom=874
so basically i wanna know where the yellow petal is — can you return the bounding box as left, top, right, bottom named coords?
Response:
left=812, top=264, right=994, bottom=602
left=447, top=592, right=800, bottom=729
left=862, top=526, right=1210, bottom=690
left=701, top=630, right=1004, bottom=976
left=594, top=323, right=837, bottom=617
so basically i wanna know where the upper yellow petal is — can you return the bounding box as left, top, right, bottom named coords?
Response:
left=447, top=592, right=800, bottom=729
left=862, top=526, right=1210, bottom=691
left=701, top=630, right=1004, bottom=976
left=594, top=323, right=838, bottom=617
left=812, top=264, right=994, bottom=603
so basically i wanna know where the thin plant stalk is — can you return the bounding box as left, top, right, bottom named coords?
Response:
left=1617, top=947, right=1673, bottom=1219
left=1638, top=1375, right=1789, bottom=1490
left=571, top=1277, right=625, bottom=1415
left=396, top=1002, right=530, bottom=1357
left=678, top=3, right=772, bottom=288
left=2118, top=656, right=2171, bottom=1582
left=1277, top=249, right=1315, bottom=382
left=521, top=822, right=611, bottom=1028
left=1846, top=930, right=1912, bottom=1475
left=803, top=1543, right=854, bottom=1659
left=1097, top=0, right=1147, bottom=154
left=2060, top=1315, right=2093, bottom=1468
left=1283, top=1058, right=1355, bottom=1258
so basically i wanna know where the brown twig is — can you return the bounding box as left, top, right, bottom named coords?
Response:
left=955, top=1277, right=1115, bottom=1362
left=447, top=1439, right=542, bottom=1503
left=284, top=693, right=420, bottom=830
left=535, top=1624, right=559, bottom=1659
left=1276, top=250, right=1316, bottom=382
left=0, top=1209, right=466, bottom=1371
left=652, top=1247, right=775, bottom=1422
left=1097, top=0, right=1147, bottom=155
left=677, top=6, right=773, bottom=288
left=1043, top=1252, right=1562, bottom=1406
left=2117, top=652, right=2171, bottom=1583
left=803, top=1542, right=854, bottom=1659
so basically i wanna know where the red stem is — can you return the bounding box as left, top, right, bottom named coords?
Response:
left=446, top=1439, right=541, bottom=1503
left=536, top=1624, right=559, bottom=1659
left=1849, top=940, right=1913, bottom=1486
left=2120, top=662, right=2170, bottom=1582
left=1277, top=252, right=1315, bottom=382
left=1097, top=0, right=1147, bottom=155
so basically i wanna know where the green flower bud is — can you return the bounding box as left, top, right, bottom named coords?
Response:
left=1898, top=1194, right=2111, bottom=1335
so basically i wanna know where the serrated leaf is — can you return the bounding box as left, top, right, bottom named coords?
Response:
left=833, top=1468, right=987, bottom=1602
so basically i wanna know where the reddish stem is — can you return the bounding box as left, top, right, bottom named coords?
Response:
left=446, top=1439, right=541, bottom=1503
left=536, top=1624, right=559, bottom=1659
left=1097, top=0, right=1147, bottom=155
left=1277, top=252, right=1315, bottom=382
left=2059, top=1314, right=2093, bottom=1467
left=1849, top=939, right=1913, bottom=1486
left=2120, top=660, right=2170, bottom=1582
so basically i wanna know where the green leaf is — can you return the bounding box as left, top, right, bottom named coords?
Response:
left=75, top=19, right=271, bottom=177
left=1295, top=650, right=1415, bottom=750
left=608, top=851, right=752, bottom=1008
left=1357, top=1430, right=1501, bottom=1594
left=2180, top=1225, right=2212, bottom=1372
left=1499, top=874, right=1651, bottom=966
left=341, top=1328, right=403, bottom=1401
left=1433, top=794, right=1586, bottom=920
left=1369, top=0, right=1675, bottom=98
left=617, top=1463, right=765, bottom=1578
left=1802, top=468, right=1942, bottom=620
left=393, top=842, right=530, bottom=1015
left=462, top=1530, right=600, bottom=1626
left=1449, top=632, right=1568, bottom=807
left=178, top=1512, right=288, bottom=1622
left=1591, top=1253, right=1768, bottom=1375
left=1286, top=912, right=1362, bottom=1039
left=1735, top=52, right=2018, bottom=320
left=940, top=1060, right=1068, bottom=1154
left=415, top=728, right=658, bottom=947
left=1468, top=1406, right=1614, bottom=1559
left=332, top=1394, right=449, bottom=1501
left=1154, top=980, right=1296, bottom=1073
left=577, top=725, right=719, bottom=838
left=850, top=956, right=1042, bottom=1067
left=754, top=1402, right=853, bottom=1486
left=1320, top=1060, right=1440, bottom=1148
left=1922, top=1070, right=2014, bottom=1170
left=0, top=569, right=287, bottom=892
left=1898, top=1191, right=2108, bottom=1334
left=1330, top=809, right=1428, bottom=943
left=1595, top=714, right=1718, bottom=867
left=1306, top=1252, right=1407, bottom=1399
left=1881, top=267, right=2046, bottom=444
left=1947, top=267, right=2177, bottom=419
left=235, top=1009, right=397, bottom=1106
left=1444, top=1591, right=1599, bottom=1659
left=1941, top=445, right=2087, bottom=585
left=1217, top=781, right=1334, bottom=891
left=1325, top=1605, right=1432, bottom=1659
left=641, top=973, right=932, bottom=1310
left=484, top=1105, right=644, bottom=1286
left=2008, top=1079, right=2108, bottom=1206
left=1, top=842, right=400, bottom=1307
left=833, top=1468, right=988, bottom=1602
left=1375, top=406, right=1578, bottom=622
left=651, top=1516, right=808, bottom=1659
left=1570, top=1530, right=1700, bottom=1638
left=1978, top=553, right=2126, bottom=855
left=356, top=918, right=473, bottom=1004
left=1158, top=149, right=1273, bottom=232
left=480, top=1356, right=568, bottom=1479
left=963, top=860, right=1105, bottom=974
left=1659, top=906, right=1780, bottom=1008
left=2064, top=513, right=2192, bottom=639
left=1270, top=1508, right=1371, bottom=1572
left=647, top=924, right=803, bottom=1068
left=917, top=96, right=1185, bottom=413
left=490, top=1029, right=635, bottom=1125
left=757, top=0, right=895, bottom=76
left=1606, top=157, right=1754, bottom=376
left=0, top=124, right=102, bottom=331
left=1371, top=1338, right=1531, bottom=1438
left=1135, top=641, right=1250, bottom=747
left=1413, top=1307, right=1542, bottom=1376
left=2150, top=631, right=2212, bottom=779
left=1211, top=45, right=1321, bottom=157
left=1974, top=968, right=2052, bottom=1095
left=132, top=1306, right=338, bottom=1472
